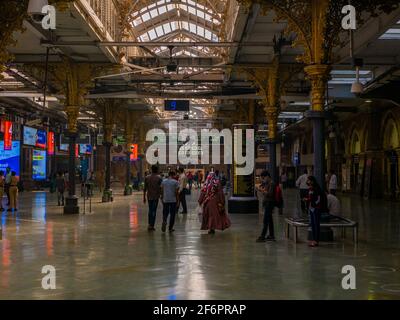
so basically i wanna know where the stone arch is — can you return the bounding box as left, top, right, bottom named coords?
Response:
left=350, top=128, right=361, bottom=155
left=381, top=112, right=400, bottom=150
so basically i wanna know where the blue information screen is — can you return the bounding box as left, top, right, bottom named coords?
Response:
left=164, top=100, right=189, bottom=111
left=32, top=149, right=47, bottom=180
left=0, top=141, right=20, bottom=176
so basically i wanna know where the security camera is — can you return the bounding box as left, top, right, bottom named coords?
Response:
left=27, top=0, right=48, bottom=23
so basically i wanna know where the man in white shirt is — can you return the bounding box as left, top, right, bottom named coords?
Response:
left=327, top=193, right=341, bottom=216
left=329, top=170, right=338, bottom=195
left=296, top=169, right=309, bottom=212
left=177, top=167, right=188, bottom=214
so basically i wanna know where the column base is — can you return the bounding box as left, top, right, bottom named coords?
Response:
left=102, top=189, right=113, bottom=202
left=124, top=185, right=133, bottom=196
left=63, top=196, right=79, bottom=214
left=228, top=197, right=259, bottom=214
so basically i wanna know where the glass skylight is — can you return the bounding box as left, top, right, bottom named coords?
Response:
left=379, top=20, right=400, bottom=40
left=131, top=0, right=225, bottom=53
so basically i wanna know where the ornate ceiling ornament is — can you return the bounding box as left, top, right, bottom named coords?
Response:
left=237, top=0, right=400, bottom=64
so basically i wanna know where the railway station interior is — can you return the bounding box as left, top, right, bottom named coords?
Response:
left=0, top=0, right=400, bottom=300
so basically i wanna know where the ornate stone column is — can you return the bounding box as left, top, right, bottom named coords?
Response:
left=102, top=114, right=114, bottom=202
left=265, top=104, right=279, bottom=184
left=64, top=105, right=80, bottom=214
left=123, top=111, right=135, bottom=196
left=304, top=64, right=331, bottom=189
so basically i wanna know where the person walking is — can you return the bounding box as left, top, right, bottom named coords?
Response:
left=296, top=169, right=309, bottom=213
left=5, top=167, right=11, bottom=206
left=198, top=172, right=231, bottom=234
left=187, top=171, right=193, bottom=192
left=328, top=170, right=338, bottom=195
left=304, top=176, right=327, bottom=247
left=161, top=171, right=179, bottom=233
left=178, top=168, right=188, bottom=214
left=143, top=165, right=162, bottom=231
left=56, top=172, right=66, bottom=206
left=256, top=170, right=276, bottom=242
left=8, top=171, right=19, bottom=212
left=0, top=171, right=4, bottom=210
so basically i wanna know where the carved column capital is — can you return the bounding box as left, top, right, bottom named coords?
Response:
left=65, top=105, right=80, bottom=133
left=304, top=64, right=331, bottom=112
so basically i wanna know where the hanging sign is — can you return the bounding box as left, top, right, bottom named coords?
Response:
left=130, top=144, right=138, bottom=161
left=48, top=131, right=55, bottom=155
left=4, top=121, right=12, bottom=151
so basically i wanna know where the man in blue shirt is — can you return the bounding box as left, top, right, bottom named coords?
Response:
left=161, top=171, right=179, bottom=233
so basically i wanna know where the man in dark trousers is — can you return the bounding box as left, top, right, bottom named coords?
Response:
left=256, top=170, right=276, bottom=242
left=143, top=165, right=162, bottom=231
left=161, top=171, right=179, bottom=233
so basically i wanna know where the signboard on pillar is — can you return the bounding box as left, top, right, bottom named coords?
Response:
left=48, top=131, right=55, bottom=155
left=4, top=121, right=12, bottom=151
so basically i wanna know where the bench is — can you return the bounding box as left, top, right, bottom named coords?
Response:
left=285, top=215, right=358, bottom=244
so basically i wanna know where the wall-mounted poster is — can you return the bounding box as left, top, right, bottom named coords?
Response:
left=32, top=149, right=47, bottom=180
left=0, top=141, right=20, bottom=175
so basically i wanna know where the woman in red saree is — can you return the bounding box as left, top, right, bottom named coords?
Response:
left=198, top=172, right=231, bottom=234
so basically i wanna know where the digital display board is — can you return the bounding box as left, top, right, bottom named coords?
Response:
left=23, top=126, right=47, bottom=148
left=36, top=129, right=47, bottom=149
left=23, top=126, right=37, bottom=146
left=32, top=149, right=47, bottom=180
left=164, top=100, right=190, bottom=111
left=79, top=144, right=92, bottom=155
left=0, top=141, right=20, bottom=176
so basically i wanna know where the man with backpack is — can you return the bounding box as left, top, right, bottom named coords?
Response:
left=256, top=170, right=276, bottom=242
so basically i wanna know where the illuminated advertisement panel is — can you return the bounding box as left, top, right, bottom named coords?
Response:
left=32, top=149, right=47, bottom=180
left=0, top=141, right=20, bottom=175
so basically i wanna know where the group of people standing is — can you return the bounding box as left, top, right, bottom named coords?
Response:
left=143, top=166, right=231, bottom=234
left=0, top=167, right=19, bottom=211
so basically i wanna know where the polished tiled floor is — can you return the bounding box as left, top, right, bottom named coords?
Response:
left=0, top=186, right=399, bottom=299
